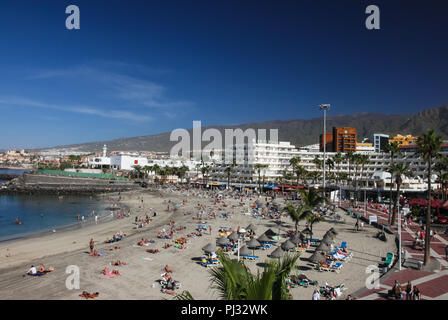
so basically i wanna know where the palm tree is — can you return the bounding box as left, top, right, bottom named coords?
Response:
left=300, top=189, right=328, bottom=208
left=224, top=166, right=233, bottom=188
left=254, top=164, right=268, bottom=193
left=283, top=204, right=312, bottom=233
left=352, top=154, right=362, bottom=202
left=326, top=158, right=335, bottom=184
left=388, top=163, right=412, bottom=225
left=344, top=151, right=355, bottom=184
left=434, top=157, right=448, bottom=200
left=289, top=156, right=301, bottom=185
left=417, top=129, right=443, bottom=266
left=358, top=154, right=370, bottom=188
left=334, top=151, right=344, bottom=184
left=306, top=213, right=325, bottom=233
left=384, top=142, right=402, bottom=216
left=294, top=165, right=307, bottom=186
left=175, top=253, right=299, bottom=300
left=133, top=165, right=143, bottom=179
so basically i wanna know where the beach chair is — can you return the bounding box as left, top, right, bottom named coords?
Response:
left=310, top=238, right=320, bottom=245
left=201, top=258, right=213, bottom=267
left=331, top=262, right=343, bottom=273
left=384, top=252, right=394, bottom=268
left=243, top=255, right=259, bottom=261
left=338, top=241, right=347, bottom=249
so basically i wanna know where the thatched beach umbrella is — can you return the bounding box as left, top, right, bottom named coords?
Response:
left=202, top=243, right=216, bottom=254
left=309, top=250, right=327, bottom=263
left=302, top=228, right=313, bottom=239
left=315, top=242, right=331, bottom=252
left=228, top=231, right=239, bottom=241
left=281, top=240, right=296, bottom=251
left=270, top=247, right=284, bottom=259
left=247, top=238, right=261, bottom=255
left=264, top=229, right=278, bottom=237
left=216, top=237, right=228, bottom=246
left=246, top=223, right=256, bottom=231
left=257, top=233, right=271, bottom=243
left=239, top=245, right=250, bottom=256
left=328, top=228, right=338, bottom=236
left=290, top=233, right=304, bottom=244
left=321, top=236, right=334, bottom=247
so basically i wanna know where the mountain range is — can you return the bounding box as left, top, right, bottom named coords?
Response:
left=37, top=104, right=448, bottom=153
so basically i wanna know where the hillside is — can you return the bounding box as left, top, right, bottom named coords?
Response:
left=37, top=105, right=448, bottom=153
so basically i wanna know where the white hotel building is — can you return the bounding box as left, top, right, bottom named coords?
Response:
left=210, top=139, right=448, bottom=192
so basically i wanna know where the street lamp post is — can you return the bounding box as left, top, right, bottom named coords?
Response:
left=398, top=191, right=402, bottom=270
left=319, top=104, right=331, bottom=198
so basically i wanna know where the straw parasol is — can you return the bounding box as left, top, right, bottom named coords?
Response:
left=257, top=233, right=271, bottom=243
left=247, top=238, right=261, bottom=255
left=315, top=242, right=332, bottom=252
left=228, top=231, right=239, bottom=241
left=302, top=228, right=313, bottom=239
left=216, top=237, right=228, bottom=246
left=328, top=227, right=338, bottom=235
left=281, top=240, right=296, bottom=251
left=202, top=243, right=216, bottom=254
left=321, top=236, right=334, bottom=247
left=309, top=250, right=327, bottom=263
left=270, top=247, right=284, bottom=259
left=264, top=229, right=278, bottom=237
left=239, top=245, right=250, bottom=256
left=247, top=238, right=261, bottom=249
left=246, top=223, right=256, bottom=231
left=290, top=233, right=303, bottom=244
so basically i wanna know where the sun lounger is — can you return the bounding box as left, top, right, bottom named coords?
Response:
left=384, top=252, right=394, bottom=268
left=242, top=255, right=259, bottom=260
left=338, top=241, right=347, bottom=249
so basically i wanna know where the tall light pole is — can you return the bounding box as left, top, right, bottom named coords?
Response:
left=319, top=104, right=331, bottom=198
left=398, top=190, right=402, bottom=270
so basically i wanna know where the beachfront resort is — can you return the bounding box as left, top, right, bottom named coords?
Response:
left=1, top=127, right=448, bottom=301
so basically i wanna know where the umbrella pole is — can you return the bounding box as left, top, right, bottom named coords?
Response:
left=237, top=238, right=240, bottom=262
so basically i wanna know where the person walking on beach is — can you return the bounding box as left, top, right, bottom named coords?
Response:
left=89, top=238, right=95, bottom=254
left=95, top=215, right=98, bottom=225
left=405, top=282, right=413, bottom=300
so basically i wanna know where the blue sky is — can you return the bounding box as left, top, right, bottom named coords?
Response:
left=0, top=0, right=447, bottom=149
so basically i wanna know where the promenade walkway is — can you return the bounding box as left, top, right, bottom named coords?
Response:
left=339, top=200, right=448, bottom=300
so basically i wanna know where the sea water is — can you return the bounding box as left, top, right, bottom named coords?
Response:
left=0, top=193, right=111, bottom=241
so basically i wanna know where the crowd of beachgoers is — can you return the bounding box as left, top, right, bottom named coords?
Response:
left=0, top=184, right=396, bottom=300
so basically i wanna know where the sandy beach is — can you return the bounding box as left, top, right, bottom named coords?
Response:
left=0, top=187, right=396, bottom=300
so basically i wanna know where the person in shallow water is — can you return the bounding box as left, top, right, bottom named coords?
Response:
left=15, top=218, right=22, bottom=225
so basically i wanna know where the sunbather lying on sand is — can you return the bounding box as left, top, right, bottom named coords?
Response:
left=146, top=249, right=160, bottom=254
left=111, top=260, right=127, bottom=266
left=107, top=246, right=121, bottom=251
left=102, top=267, right=121, bottom=277
left=79, top=291, right=99, bottom=299
left=163, top=265, right=173, bottom=273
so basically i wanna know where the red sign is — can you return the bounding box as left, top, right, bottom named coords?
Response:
left=134, top=160, right=138, bottom=164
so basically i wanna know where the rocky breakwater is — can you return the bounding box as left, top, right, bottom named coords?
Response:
left=1, top=173, right=143, bottom=195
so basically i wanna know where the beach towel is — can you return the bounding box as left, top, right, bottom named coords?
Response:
left=142, top=256, right=154, bottom=261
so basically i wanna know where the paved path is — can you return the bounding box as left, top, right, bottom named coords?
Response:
left=339, top=201, right=448, bottom=300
